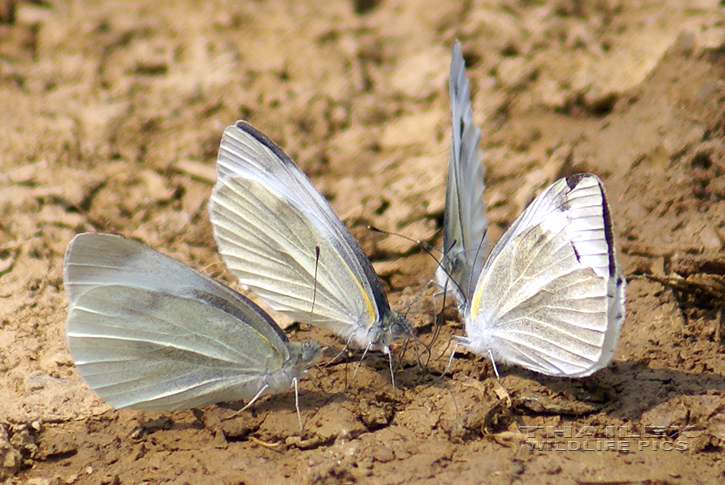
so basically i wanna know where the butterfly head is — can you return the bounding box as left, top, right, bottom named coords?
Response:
left=297, top=341, right=326, bottom=368
left=374, top=310, right=414, bottom=351
left=268, top=341, right=325, bottom=394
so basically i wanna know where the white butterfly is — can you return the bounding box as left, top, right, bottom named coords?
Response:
left=64, top=232, right=324, bottom=412
left=208, top=121, right=413, bottom=356
left=435, top=40, right=487, bottom=308
left=458, top=174, right=626, bottom=377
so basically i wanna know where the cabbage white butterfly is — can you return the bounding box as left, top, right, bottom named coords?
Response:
left=437, top=43, right=624, bottom=377
left=436, top=40, right=487, bottom=307
left=209, top=121, right=413, bottom=357
left=64, top=233, right=324, bottom=412
left=459, top=174, right=626, bottom=377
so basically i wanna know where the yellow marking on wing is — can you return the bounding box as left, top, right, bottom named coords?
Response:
left=470, top=278, right=483, bottom=318
left=343, top=261, right=377, bottom=329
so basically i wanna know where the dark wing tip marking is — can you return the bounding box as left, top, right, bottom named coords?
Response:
left=565, top=173, right=587, bottom=189
left=233, top=120, right=298, bottom=169
left=563, top=174, right=617, bottom=277
left=598, top=182, right=617, bottom=278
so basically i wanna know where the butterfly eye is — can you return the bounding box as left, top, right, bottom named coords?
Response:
left=300, top=341, right=326, bottom=364
left=387, top=314, right=413, bottom=337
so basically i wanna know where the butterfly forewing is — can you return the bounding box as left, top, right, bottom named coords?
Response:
left=64, top=233, right=321, bottom=411
left=64, top=233, right=289, bottom=347
left=209, top=121, right=412, bottom=350
left=211, top=176, right=378, bottom=335
left=437, top=40, right=487, bottom=305
left=214, top=122, right=385, bottom=308
left=488, top=175, right=613, bottom=279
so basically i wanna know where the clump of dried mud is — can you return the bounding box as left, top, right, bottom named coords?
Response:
left=2, top=1, right=725, bottom=484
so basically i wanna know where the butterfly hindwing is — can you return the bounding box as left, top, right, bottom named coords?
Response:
left=68, top=286, right=286, bottom=410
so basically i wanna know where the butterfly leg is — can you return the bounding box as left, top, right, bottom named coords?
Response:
left=347, top=343, right=372, bottom=390
left=326, top=331, right=360, bottom=367
left=240, top=384, right=270, bottom=412
left=305, top=365, right=326, bottom=394
left=293, top=377, right=303, bottom=433
left=413, top=279, right=451, bottom=368
left=326, top=344, right=350, bottom=366
left=488, top=349, right=500, bottom=380
left=443, top=338, right=464, bottom=377
left=410, top=334, right=427, bottom=369
left=384, top=345, right=396, bottom=389
left=222, top=384, right=271, bottom=421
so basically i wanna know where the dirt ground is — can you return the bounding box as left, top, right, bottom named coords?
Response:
left=2, top=0, right=725, bottom=483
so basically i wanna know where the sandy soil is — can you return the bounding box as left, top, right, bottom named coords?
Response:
left=2, top=0, right=725, bottom=483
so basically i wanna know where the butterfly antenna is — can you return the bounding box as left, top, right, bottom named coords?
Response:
left=368, top=225, right=466, bottom=319
left=368, top=224, right=453, bottom=311
left=308, top=245, right=321, bottom=331
left=437, top=237, right=467, bottom=302
left=368, top=225, right=442, bottom=259
left=425, top=277, right=451, bottom=363
left=368, top=225, right=464, bottom=294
